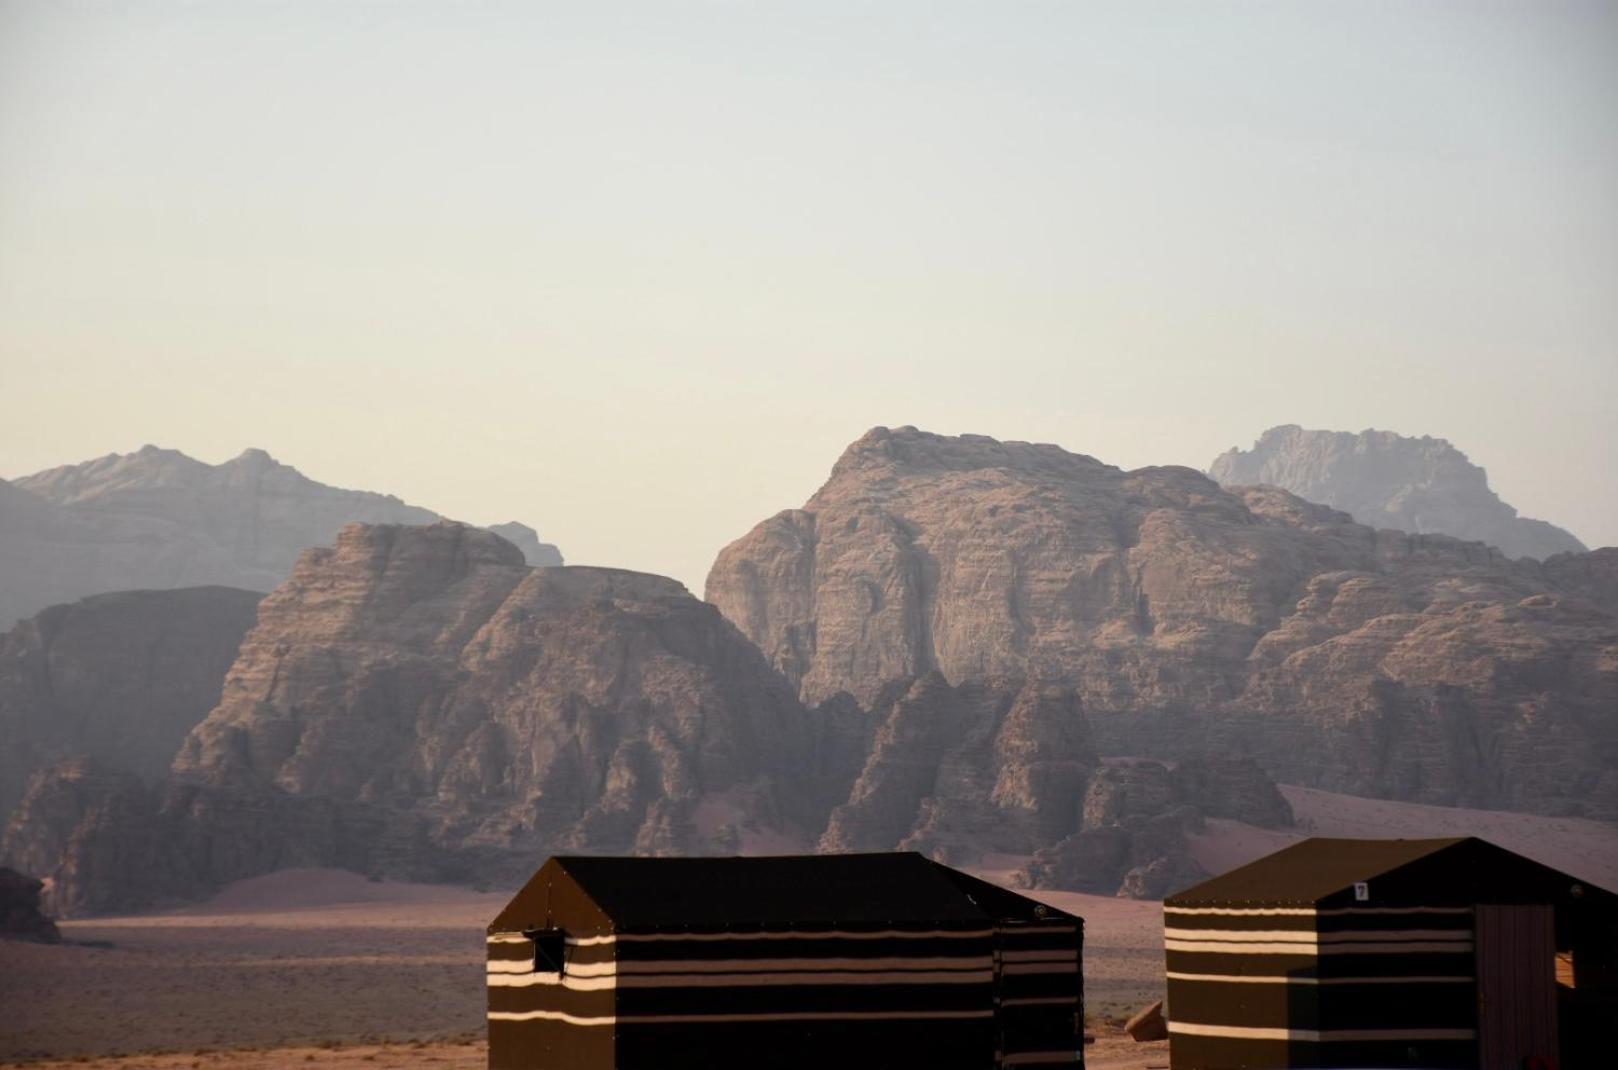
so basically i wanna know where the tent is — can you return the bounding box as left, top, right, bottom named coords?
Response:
left=487, top=852, right=1085, bottom=1068
left=1163, top=837, right=1618, bottom=1069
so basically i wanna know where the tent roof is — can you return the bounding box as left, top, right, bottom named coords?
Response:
left=1166, top=837, right=1470, bottom=905
left=548, top=852, right=1052, bottom=929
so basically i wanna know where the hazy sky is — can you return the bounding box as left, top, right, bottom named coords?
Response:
left=3, top=1, right=1615, bottom=590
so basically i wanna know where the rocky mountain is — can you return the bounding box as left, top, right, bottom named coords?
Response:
left=3, top=523, right=823, bottom=914
left=5, top=517, right=1286, bottom=914
left=0, top=867, right=60, bottom=943
left=0, top=586, right=263, bottom=819
left=0, top=446, right=562, bottom=628
left=1209, top=425, right=1586, bottom=560
left=708, top=426, right=1618, bottom=826
left=1016, top=757, right=1290, bottom=898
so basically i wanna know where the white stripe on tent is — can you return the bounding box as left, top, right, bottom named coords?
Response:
left=1166, top=939, right=1472, bottom=955
left=612, top=928, right=996, bottom=943
left=620, top=969, right=995, bottom=988
left=1163, top=907, right=1316, bottom=917
left=488, top=1009, right=997, bottom=1025
left=1164, top=928, right=1317, bottom=944
left=562, top=955, right=993, bottom=978
left=488, top=968, right=995, bottom=989
left=1163, top=928, right=1471, bottom=945
left=1166, top=971, right=1474, bottom=985
left=487, top=972, right=616, bottom=991
left=1168, top=1022, right=1476, bottom=1042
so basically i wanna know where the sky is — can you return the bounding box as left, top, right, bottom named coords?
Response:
left=2, top=1, right=1615, bottom=591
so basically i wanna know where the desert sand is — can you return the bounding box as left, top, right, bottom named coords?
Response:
left=4, top=787, right=1614, bottom=1067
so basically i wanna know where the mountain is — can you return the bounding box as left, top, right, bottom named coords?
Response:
left=4, top=520, right=1282, bottom=914
left=1209, top=425, right=1586, bottom=560
left=707, top=426, right=1618, bottom=825
left=0, top=586, right=263, bottom=819
left=0, top=446, right=562, bottom=628
left=3, top=523, right=819, bottom=914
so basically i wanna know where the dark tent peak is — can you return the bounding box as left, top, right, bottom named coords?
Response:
left=1166, top=837, right=1468, bottom=906
left=1167, top=836, right=1616, bottom=909
left=492, top=851, right=1077, bottom=934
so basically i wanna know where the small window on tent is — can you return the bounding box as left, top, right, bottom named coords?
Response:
left=524, top=928, right=565, bottom=973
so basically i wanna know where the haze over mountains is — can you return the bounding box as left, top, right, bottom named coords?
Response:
left=1, top=425, right=1613, bottom=915
left=1210, top=425, right=1587, bottom=561
left=0, top=446, right=562, bottom=629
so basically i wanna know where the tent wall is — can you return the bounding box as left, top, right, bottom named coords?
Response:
left=610, top=924, right=998, bottom=1069
left=1165, top=904, right=1477, bottom=1069
left=487, top=860, right=617, bottom=1070
left=995, top=920, right=1084, bottom=1068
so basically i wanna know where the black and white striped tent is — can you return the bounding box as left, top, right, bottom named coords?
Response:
left=1163, top=837, right=1618, bottom=1070
left=486, top=853, right=1084, bottom=1069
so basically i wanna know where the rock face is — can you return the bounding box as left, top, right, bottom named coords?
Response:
left=1209, top=425, right=1585, bottom=561
left=1014, top=758, right=1283, bottom=898
left=0, top=587, right=263, bottom=819
left=708, top=427, right=1618, bottom=823
left=0, top=866, right=60, bottom=943
left=0, top=446, right=562, bottom=628
left=8, top=523, right=817, bottom=914
left=820, top=675, right=1100, bottom=864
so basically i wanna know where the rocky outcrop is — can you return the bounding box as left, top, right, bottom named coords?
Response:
left=1541, top=547, right=1618, bottom=619
left=0, top=866, right=60, bottom=943
left=709, top=427, right=1618, bottom=823
left=0, top=587, right=262, bottom=818
left=822, top=676, right=1098, bottom=864
left=1014, top=758, right=1274, bottom=897
left=1209, top=425, right=1585, bottom=561
left=0, top=446, right=561, bottom=627
left=1172, top=757, right=1293, bottom=829
left=9, top=523, right=817, bottom=914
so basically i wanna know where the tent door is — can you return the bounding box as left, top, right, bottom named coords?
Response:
left=1475, top=903, right=1559, bottom=1070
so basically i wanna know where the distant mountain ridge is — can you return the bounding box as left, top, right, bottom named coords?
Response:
left=708, top=426, right=1617, bottom=834
left=1209, top=425, right=1586, bottom=561
left=0, top=445, right=561, bottom=627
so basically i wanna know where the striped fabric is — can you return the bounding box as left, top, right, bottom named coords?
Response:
left=1163, top=905, right=1478, bottom=1069
left=995, top=921, right=1083, bottom=1068
left=489, top=925, right=1005, bottom=1068
left=489, top=921, right=1083, bottom=1068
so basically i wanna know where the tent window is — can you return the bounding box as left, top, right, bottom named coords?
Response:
left=1556, top=950, right=1575, bottom=988
left=525, top=929, right=565, bottom=974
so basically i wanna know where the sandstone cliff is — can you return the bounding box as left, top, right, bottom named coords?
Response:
left=708, top=427, right=1618, bottom=824
left=0, top=586, right=263, bottom=819
left=8, top=523, right=818, bottom=914
left=1209, top=425, right=1586, bottom=561
left=0, top=446, right=562, bottom=628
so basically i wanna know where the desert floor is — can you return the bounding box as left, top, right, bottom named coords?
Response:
left=4, top=786, right=1613, bottom=1068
